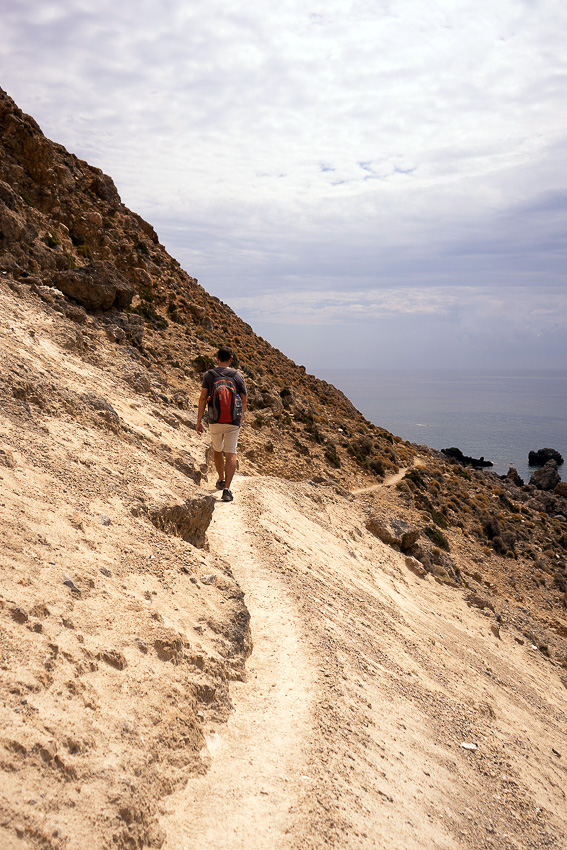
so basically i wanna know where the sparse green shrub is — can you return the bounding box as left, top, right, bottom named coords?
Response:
left=293, top=437, right=310, bottom=457
left=77, top=244, right=93, bottom=260
left=132, top=302, right=168, bottom=330
left=348, top=437, right=373, bottom=466
left=424, top=526, right=450, bottom=551
left=192, top=354, right=214, bottom=372
left=325, top=446, right=341, bottom=468
left=43, top=232, right=59, bottom=248
left=135, top=239, right=149, bottom=255
left=405, top=468, right=426, bottom=488
left=414, top=493, right=448, bottom=529
left=499, top=493, right=520, bottom=513
left=306, top=424, right=324, bottom=444
left=369, top=458, right=384, bottom=476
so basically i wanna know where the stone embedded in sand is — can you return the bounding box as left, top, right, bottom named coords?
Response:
left=64, top=303, right=88, bottom=324
left=173, top=455, right=202, bottom=485
left=62, top=573, right=81, bottom=594
left=97, top=649, right=127, bottom=670
left=0, top=446, right=15, bottom=468
left=404, top=556, right=427, bottom=577
left=140, top=496, right=216, bottom=549
left=10, top=606, right=28, bottom=624
left=366, top=514, right=420, bottom=552
left=154, top=635, right=185, bottom=663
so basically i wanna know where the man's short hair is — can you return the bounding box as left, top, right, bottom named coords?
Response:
left=217, top=346, right=233, bottom=363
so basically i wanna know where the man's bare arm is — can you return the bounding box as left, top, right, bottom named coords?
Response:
left=196, top=387, right=209, bottom=435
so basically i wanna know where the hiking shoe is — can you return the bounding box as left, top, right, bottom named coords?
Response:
left=221, top=489, right=233, bottom=502
left=215, top=479, right=225, bottom=490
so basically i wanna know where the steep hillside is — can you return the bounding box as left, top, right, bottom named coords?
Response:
left=1, top=88, right=567, bottom=849
left=0, top=86, right=411, bottom=490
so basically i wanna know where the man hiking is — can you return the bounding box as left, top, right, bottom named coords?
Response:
left=196, top=347, right=247, bottom=502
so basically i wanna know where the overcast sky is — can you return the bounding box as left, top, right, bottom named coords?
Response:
left=2, top=0, right=566, bottom=371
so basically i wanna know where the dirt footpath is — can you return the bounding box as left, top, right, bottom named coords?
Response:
left=161, top=476, right=567, bottom=850
left=159, top=483, right=315, bottom=849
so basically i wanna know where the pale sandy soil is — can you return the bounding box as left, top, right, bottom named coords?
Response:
left=161, top=475, right=567, bottom=850
left=1, top=281, right=566, bottom=850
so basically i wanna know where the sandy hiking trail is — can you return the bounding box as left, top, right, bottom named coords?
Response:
left=160, top=475, right=567, bottom=850
left=159, top=479, right=315, bottom=850
left=352, top=459, right=426, bottom=495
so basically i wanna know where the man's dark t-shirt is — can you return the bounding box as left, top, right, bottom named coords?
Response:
left=202, top=367, right=247, bottom=426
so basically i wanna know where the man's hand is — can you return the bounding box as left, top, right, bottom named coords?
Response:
left=196, top=387, right=209, bottom=436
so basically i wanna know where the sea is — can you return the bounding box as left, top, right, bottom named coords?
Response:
left=316, top=369, right=567, bottom=484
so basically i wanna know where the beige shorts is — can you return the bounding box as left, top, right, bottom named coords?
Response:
left=209, top=423, right=241, bottom=454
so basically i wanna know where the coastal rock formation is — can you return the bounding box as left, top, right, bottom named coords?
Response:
left=441, top=446, right=493, bottom=468
left=503, top=467, right=524, bottom=487
left=528, top=447, right=564, bottom=467
left=530, top=459, right=561, bottom=492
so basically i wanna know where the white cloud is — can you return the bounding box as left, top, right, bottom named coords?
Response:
left=227, top=284, right=567, bottom=326
left=1, top=0, right=566, bottom=367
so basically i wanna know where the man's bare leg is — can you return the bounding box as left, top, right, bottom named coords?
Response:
left=214, top=450, right=225, bottom=483
left=224, top=452, right=237, bottom=489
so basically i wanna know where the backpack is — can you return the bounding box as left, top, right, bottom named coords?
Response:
left=209, top=368, right=238, bottom=424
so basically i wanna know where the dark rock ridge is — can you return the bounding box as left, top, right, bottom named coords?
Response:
left=529, top=460, right=561, bottom=492
left=503, top=467, right=524, bottom=487
left=529, top=448, right=564, bottom=468
left=441, top=446, right=493, bottom=469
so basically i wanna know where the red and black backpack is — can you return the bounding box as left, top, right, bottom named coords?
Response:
left=209, top=368, right=238, bottom=424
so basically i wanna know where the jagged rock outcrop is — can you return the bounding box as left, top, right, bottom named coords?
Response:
left=135, top=496, right=216, bottom=548
left=530, top=459, right=561, bottom=492
left=528, top=447, right=564, bottom=467
left=52, top=262, right=134, bottom=311
left=503, top=467, right=524, bottom=487
left=441, top=446, right=493, bottom=468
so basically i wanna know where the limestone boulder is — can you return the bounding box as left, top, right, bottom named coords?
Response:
left=51, top=262, right=134, bottom=311
left=366, top=514, right=420, bottom=552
